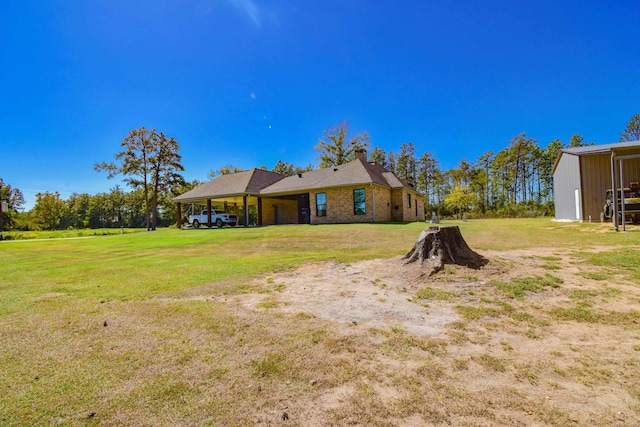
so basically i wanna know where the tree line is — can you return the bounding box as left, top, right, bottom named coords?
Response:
left=2, top=114, right=639, bottom=232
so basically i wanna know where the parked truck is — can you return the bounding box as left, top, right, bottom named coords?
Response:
left=188, top=210, right=238, bottom=228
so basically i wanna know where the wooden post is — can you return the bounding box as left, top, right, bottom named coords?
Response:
left=257, top=197, right=263, bottom=226
left=243, top=195, right=249, bottom=227
left=207, top=199, right=212, bottom=227
left=176, top=203, right=182, bottom=229
left=0, top=181, right=4, bottom=240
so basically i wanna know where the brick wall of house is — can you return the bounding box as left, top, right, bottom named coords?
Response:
left=260, top=197, right=299, bottom=225
left=416, top=196, right=425, bottom=221
left=402, top=191, right=425, bottom=222
left=373, top=185, right=392, bottom=222
left=260, top=185, right=424, bottom=225
left=390, top=189, right=404, bottom=221
left=390, top=188, right=425, bottom=222
left=309, top=185, right=395, bottom=224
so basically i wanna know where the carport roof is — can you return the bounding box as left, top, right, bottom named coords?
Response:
left=172, top=169, right=283, bottom=203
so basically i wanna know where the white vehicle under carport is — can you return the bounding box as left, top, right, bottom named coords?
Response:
left=188, top=210, right=238, bottom=228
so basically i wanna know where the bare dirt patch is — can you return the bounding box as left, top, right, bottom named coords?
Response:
left=234, top=257, right=457, bottom=337
left=226, top=245, right=640, bottom=426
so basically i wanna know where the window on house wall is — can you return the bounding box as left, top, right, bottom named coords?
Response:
left=415, top=199, right=418, bottom=216
left=316, top=192, right=326, bottom=217
left=353, top=189, right=366, bottom=215
left=407, top=193, right=412, bottom=208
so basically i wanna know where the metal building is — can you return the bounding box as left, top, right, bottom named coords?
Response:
left=552, top=141, right=640, bottom=227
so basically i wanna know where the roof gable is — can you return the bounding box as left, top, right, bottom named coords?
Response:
left=172, top=158, right=421, bottom=202
left=172, top=169, right=283, bottom=202
left=260, top=158, right=416, bottom=195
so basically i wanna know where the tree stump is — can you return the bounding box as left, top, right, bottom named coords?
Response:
left=402, top=226, right=487, bottom=275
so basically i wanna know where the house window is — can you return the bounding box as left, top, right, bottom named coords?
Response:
left=407, top=193, right=412, bottom=208
left=353, top=189, right=366, bottom=215
left=316, top=192, right=326, bottom=217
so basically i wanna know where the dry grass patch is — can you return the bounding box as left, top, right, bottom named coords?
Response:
left=3, top=221, right=640, bottom=426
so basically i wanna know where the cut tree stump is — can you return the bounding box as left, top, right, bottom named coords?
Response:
left=402, top=226, right=487, bottom=275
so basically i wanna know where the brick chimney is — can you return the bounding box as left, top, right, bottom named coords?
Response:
left=354, top=148, right=367, bottom=161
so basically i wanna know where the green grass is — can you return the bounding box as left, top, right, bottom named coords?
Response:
left=416, top=286, right=458, bottom=301
left=2, top=228, right=144, bottom=240
left=455, top=305, right=502, bottom=320
left=0, top=224, right=427, bottom=313
left=572, top=247, right=640, bottom=282
left=579, top=271, right=609, bottom=281
left=474, top=354, right=508, bottom=372
left=491, top=274, right=562, bottom=299
left=3, top=218, right=610, bottom=313
left=1, top=218, right=639, bottom=426
left=550, top=305, right=601, bottom=323
left=539, top=263, right=561, bottom=270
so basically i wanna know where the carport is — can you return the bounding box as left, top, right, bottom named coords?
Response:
left=172, top=169, right=284, bottom=227
left=611, top=152, right=640, bottom=231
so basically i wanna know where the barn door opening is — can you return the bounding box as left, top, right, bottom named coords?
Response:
left=574, top=188, right=581, bottom=220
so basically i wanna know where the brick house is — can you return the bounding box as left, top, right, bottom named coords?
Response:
left=173, top=150, right=425, bottom=226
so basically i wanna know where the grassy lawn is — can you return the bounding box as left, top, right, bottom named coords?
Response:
left=1, top=219, right=639, bottom=425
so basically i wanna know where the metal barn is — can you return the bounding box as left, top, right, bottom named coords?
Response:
left=552, top=141, right=640, bottom=228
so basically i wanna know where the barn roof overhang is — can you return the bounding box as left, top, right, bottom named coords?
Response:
left=551, top=140, right=640, bottom=174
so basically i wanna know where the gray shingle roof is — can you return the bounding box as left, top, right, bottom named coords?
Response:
left=172, top=169, right=283, bottom=202
left=259, top=158, right=413, bottom=195
left=172, top=158, right=420, bottom=202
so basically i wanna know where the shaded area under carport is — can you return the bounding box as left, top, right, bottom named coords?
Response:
left=172, top=169, right=284, bottom=228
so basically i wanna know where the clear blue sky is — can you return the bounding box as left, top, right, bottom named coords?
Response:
left=2, top=0, right=639, bottom=209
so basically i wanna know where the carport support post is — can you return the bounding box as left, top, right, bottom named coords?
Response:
left=176, top=203, right=182, bottom=228
left=0, top=181, right=4, bottom=239
left=207, top=199, right=212, bottom=227
left=620, top=159, right=626, bottom=231
left=611, top=153, right=618, bottom=231
left=243, top=195, right=249, bottom=227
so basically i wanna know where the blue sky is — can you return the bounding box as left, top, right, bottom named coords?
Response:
left=1, top=0, right=639, bottom=209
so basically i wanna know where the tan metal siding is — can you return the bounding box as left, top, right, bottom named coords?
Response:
left=580, top=154, right=612, bottom=222
left=614, top=149, right=640, bottom=186
left=574, top=151, right=640, bottom=222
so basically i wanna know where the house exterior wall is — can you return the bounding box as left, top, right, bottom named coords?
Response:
left=390, top=189, right=404, bottom=221
left=308, top=185, right=394, bottom=224
left=389, top=189, right=425, bottom=222
left=414, top=193, right=426, bottom=222
left=373, top=185, right=392, bottom=222
left=553, top=153, right=582, bottom=221
left=260, top=197, right=298, bottom=225
left=401, top=190, right=424, bottom=222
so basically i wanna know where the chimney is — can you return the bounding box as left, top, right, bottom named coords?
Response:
left=355, top=148, right=367, bottom=161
